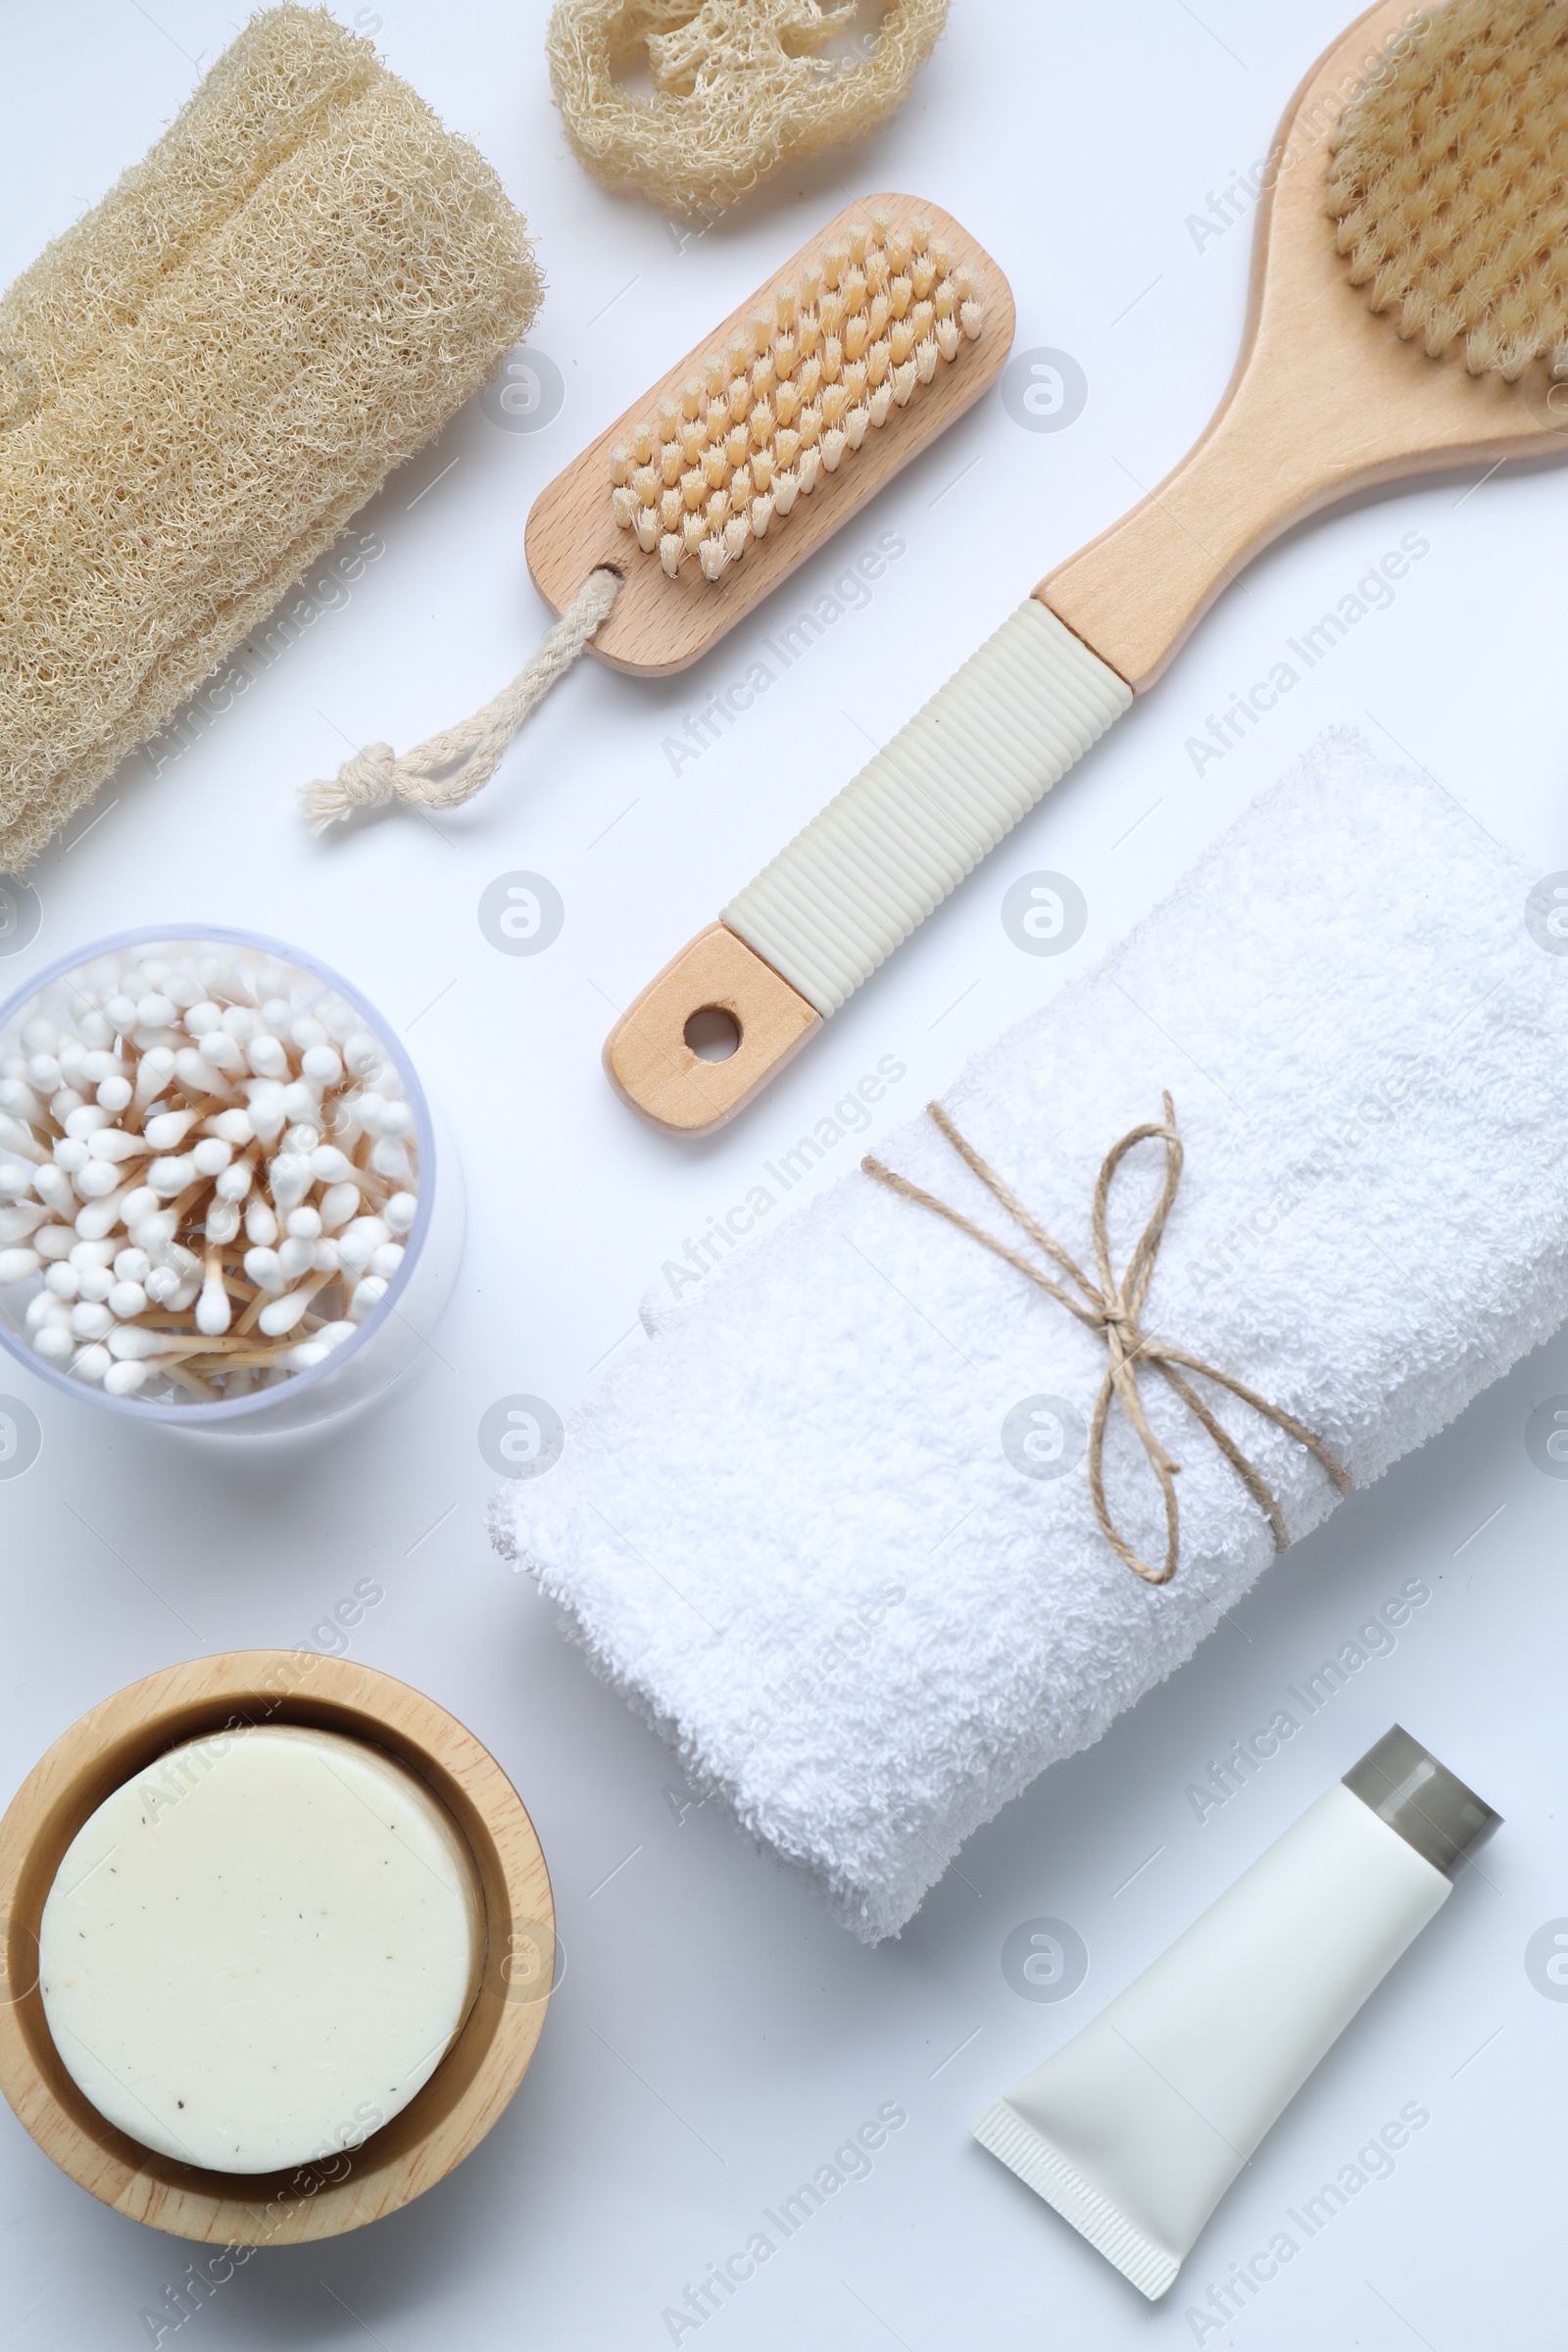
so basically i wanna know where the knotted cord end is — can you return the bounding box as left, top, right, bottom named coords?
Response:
left=299, top=742, right=400, bottom=833
left=297, top=567, right=624, bottom=833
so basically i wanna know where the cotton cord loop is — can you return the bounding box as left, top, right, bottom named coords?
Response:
left=300, top=566, right=623, bottom=832
left=862, top=1096, right=1349, bottom=1586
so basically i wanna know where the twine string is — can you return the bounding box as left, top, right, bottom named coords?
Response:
left=300, top=566, right=623, bottom=832
left=861, top=1095, right=1349, bottom=1585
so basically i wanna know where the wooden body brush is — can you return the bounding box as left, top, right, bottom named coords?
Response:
left=304, top=196, right=1013, bottom=824
left=604, top=0, right=1568, bottom=1135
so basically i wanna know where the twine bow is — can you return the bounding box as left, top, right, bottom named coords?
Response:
left=862, top=1096, right=1348, bottom=1585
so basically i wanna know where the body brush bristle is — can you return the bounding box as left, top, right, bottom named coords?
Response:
left=1328, top=0, right=1568, bottom=379
left=609, top=210, right=985, bottom=584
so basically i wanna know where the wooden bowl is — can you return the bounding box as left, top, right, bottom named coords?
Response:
left=0, top=1652, right=554, bottom=2243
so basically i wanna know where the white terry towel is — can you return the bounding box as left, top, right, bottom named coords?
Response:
left=493, top=732, right=1568, bottom=1941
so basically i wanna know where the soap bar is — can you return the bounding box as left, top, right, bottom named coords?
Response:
left=38, top=1725, right=481, bottom=2174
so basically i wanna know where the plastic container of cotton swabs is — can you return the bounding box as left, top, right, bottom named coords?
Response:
left=0, top=928, right=463, bottom=1435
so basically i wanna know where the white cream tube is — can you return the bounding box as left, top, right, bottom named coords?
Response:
left=972, top=1727, right=1497, bottom=2300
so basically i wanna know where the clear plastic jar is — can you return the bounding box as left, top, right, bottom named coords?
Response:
left=0, top=927, right=464, bottom=1436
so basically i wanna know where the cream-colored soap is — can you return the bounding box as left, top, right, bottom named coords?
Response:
left=38, top=1724, right=481, bottom=2174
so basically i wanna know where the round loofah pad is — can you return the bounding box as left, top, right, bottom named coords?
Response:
left=1327, top=0, right=1568, bottom=380
left=547, top=0, right=949, bottom=220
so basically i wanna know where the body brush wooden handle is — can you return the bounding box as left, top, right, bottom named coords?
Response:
left=606, top=0, right=1568, bottom=1136
left=307, top=194, right=1015, bottom=827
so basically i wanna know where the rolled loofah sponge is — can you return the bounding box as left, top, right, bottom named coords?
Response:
left=1328, top=0, right=1568, bottom=381
left=0, top=6, right=543, bottom=870
left=548, top=0, right=950, bottom=220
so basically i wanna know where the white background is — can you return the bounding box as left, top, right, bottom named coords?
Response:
left=2, top=2, right=1566, bottom=2346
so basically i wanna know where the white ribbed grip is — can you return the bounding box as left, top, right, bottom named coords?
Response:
left=722, top=598, right=1131, bottom=1016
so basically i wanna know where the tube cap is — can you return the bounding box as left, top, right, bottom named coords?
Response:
left=1344, top=1725, right=1500, bottom=1879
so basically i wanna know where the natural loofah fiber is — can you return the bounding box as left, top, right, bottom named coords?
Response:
left=547, top=0, right=949, bottom=220
left=0, top=7, right=542, bottom=870
left=1328, top=0, right=1568, bottom=379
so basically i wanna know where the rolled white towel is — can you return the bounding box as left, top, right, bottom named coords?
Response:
left=492, top=732, right=1568, bottom=1941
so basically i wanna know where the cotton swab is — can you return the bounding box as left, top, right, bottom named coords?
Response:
left=0, top=944, right=419, bottom=1405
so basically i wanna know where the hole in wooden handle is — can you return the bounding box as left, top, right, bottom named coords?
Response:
left=684, top=1005, right=742, bottom=1062
left=604, top=924, right=820, bottom=1135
